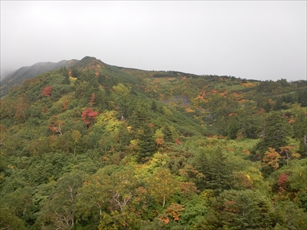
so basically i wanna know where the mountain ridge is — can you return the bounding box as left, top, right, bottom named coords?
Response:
left=2, top=55, right=305, bottom=91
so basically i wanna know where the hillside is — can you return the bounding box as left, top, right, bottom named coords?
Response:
left=0, top=56, right=307, bottom=229
left=0, top=59, right=78, bottom=97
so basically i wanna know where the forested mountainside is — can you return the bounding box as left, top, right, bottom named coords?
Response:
left=0, top=56, right=307, bottom=229
left=0, top=59, right=78, bottom=97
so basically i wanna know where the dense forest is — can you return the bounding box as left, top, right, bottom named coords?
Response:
left=0, top=56, right=307, bottom=229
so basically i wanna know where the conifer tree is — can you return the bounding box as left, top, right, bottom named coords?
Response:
left=163, top=125, right=173, bottom=143
left=256, top=112, right=290, bottom=156
left=60, top=67, right=70, bottom=84
left=227, top=116, right=239, bottom=139
left=206, top=147, right=232, bottom=194
left=194, top=147, right=232, bottom=194
left=208, top=189, right=278, bottom=229
left=264, top=101, right=271, bottom=112
left=151, top=100, right=158, bottom=112
left=128, top=102, right=150, bottom=130
left=138, top=124, right=157, bottom=162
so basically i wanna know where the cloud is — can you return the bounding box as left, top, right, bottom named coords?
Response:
left=1, top=1, right=306, bottom=81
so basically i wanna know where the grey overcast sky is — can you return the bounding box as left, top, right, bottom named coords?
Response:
left=1, top=1, right=306, bottom=81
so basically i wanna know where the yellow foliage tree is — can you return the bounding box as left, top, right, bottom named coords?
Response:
left=147, top=168, right=180, bottom=207
left=71, top=130, right=81, bottom=156
left=153, top=128, right=164, bottom=146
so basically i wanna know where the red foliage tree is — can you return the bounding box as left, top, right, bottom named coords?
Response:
left=278, top=173, right=289, bottom=186
left=42, top=86, right=52, bottom=97
left=82, top=108, right=99, bottom=127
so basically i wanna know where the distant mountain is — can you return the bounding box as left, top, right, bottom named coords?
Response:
left=0, top=69, right=15, bottom=80
left=0, top=59, right=78, bottom=97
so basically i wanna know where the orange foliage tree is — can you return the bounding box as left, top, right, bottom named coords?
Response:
left=262, top=147, right=281, bottom=170
left=158, top=203, right=184, bottom=224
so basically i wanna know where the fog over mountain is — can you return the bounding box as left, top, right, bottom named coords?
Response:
left=0, top=59, right=78, bottom=97
left=1, top=1, right=306, bottom=81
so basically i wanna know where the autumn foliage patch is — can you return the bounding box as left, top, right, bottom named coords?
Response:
left=82, top=108, right=99, bottom=126
left=42, top=86, right=52, bottom=97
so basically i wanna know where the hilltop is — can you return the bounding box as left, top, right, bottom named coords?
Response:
left=0, top=56, right=307, bottom=229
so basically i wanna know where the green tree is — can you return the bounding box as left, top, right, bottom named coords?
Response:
left=76, top=168, right=111, bottom=224
left=239, top=114, right=261, bottom=139
left=256, top=112, right=290, bottom=157
left=0, top=206, right=26, bottom=230
left=38, top=171, right=85, bottom=230
left=14, top=93, right=30, bottom=122
left=264, top=100, right=272, bottom=112
left=293, top=111, right=307, bottom=157
left=60, top=67, right=70, bottom=84
left=194, top=147, right=232, bottom=194
left=207, top=189, right=278, bottom=229
left=77, top=166, right=138, bottom=229
left=71, top=130, right=81, bottom=156
left=297, top=89, right=307, bottom=107
left=179, top=194, right=209, bottom=227
left=274, top=98, right=283, bottom=111
left=128, top=102, right=150, bottom=130
left=206, top=147, right=232, bottom=194
left=163, top=125, right=174, bottom=143
left=95, top=88, right=110, bottom=111
left=274, top=200, right=307, bottom=230
left=151, top=100, right=158, bottom=111
left=138, top=124, right=157, bottom=162
left=0, top=186, right=35, bottom=227
left=227, top=116, right=239, bottom=139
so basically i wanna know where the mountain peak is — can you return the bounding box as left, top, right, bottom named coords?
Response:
left=71, top=56, right=105, bottom=70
